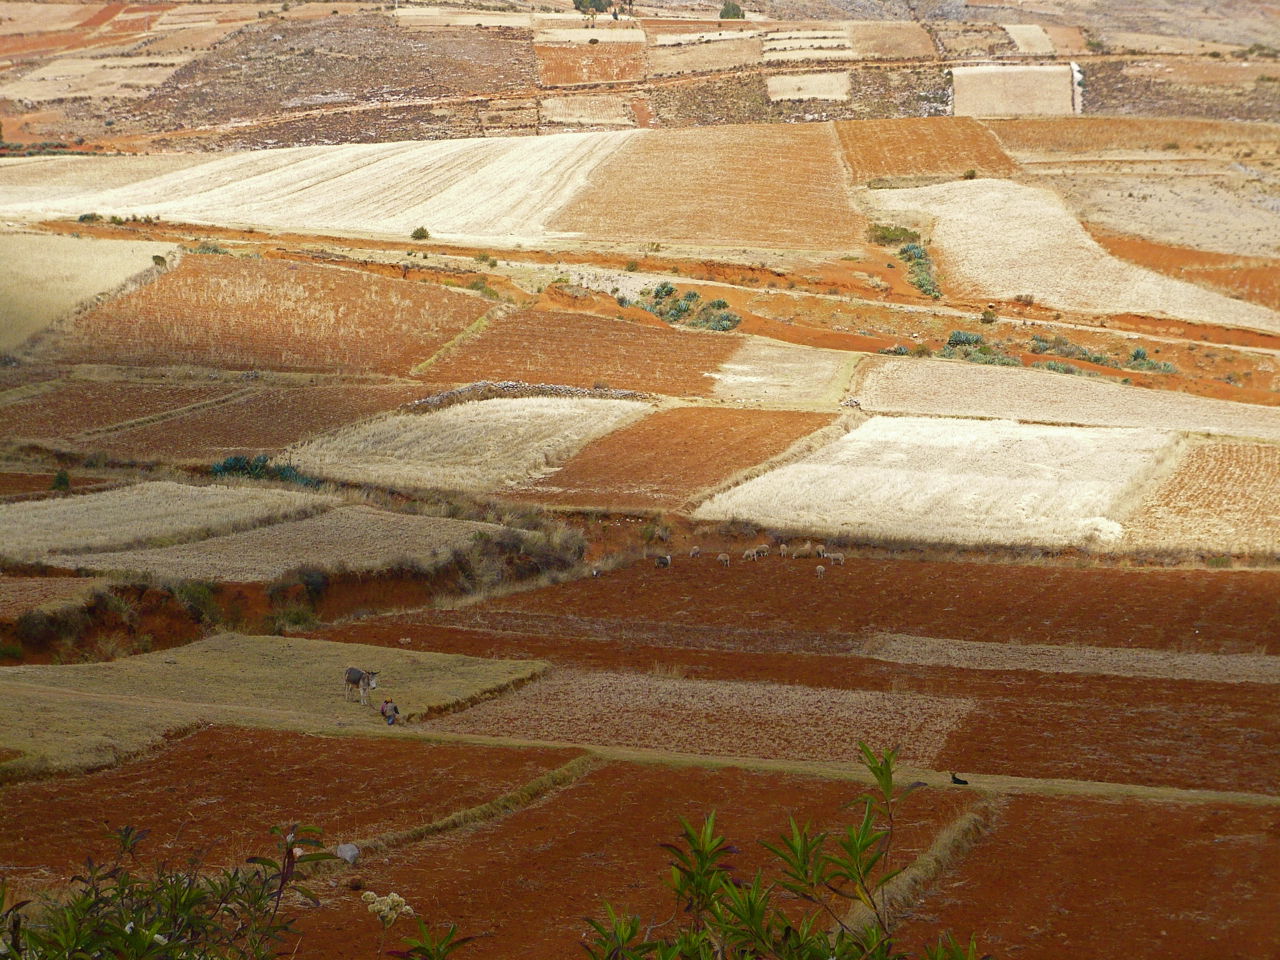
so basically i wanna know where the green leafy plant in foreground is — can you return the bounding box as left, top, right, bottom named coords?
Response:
left=584, top=743, right=981, bottom=960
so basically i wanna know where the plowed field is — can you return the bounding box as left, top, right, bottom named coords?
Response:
left=551, top=124, right=864, bottom=249
left=298, top=762, right=974, bottom=960
left=0, top=381, right=235, bottom=441
left=535, top=42, right=647, bottom=85
left=847, top=20, right=935, bottom=58
left=985, top=117, right=1280, bottom=155
left=834, top=117, right=1016, bottom=181
left=896, top=796, right=1280, bottom=959
left=95, top=384, right=427, bottom=463
left=646, top=36, right=760, bottom=75
left=1121, top=442, right=1280, bottom=555
left=952, top=64, right=1074, bottom=117
left=0, top=728, right=576, bottom=880
left=56, top=256, right=489, bottom=375
left=0, top=577, right=97, bottom=620
left=506, top=407, right=833, bottom=510
left=421, top=310, right=739, bottom=396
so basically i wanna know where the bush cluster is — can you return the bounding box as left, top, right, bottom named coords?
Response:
left=211, top=455, right=321, bottom=488
left=1125, top=347, right=1177, bottom=374
left=898, top=243, right=941, bottom=299
left=626, top=284, right=741, bottom=332
left=865, top=223, right=920, bottom=246
left=1029, top=334, right=1114, bottom=367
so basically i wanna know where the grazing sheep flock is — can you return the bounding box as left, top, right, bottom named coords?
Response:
left=667, top=542, right=834, bottom=579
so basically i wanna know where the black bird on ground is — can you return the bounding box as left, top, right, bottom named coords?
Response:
left=950, top=772, right=969, bottom=785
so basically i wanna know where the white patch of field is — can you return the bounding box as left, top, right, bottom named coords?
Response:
left=866, top=179, right=1280, bottom=332
left=952, top=64, right=1075, bottom=117
left=857, top=357, right=1280, bottom=442
left=59, top=505, right=508, bottom=581
left=394, top=7, right=533, bottom=27
left=0, top=481, right=337, bottom=561
left=846, top=21, right=936, bottom=58
left=866, top=633, right=1280, bottom=684
left=154, top=4, right=272, bottom=29
left=0, top=634, right=544, bottom=776
left=761, top=28, right=852, bottom=61
left=534, top=27, right=646, bottom=43
left=1101, top=31, right=1238, bottom=55
left=0, top=155, right=214, bottom=205
left=1002, top=24, right=1055, bottom=54
left=693, top=416, right=1176, bottom=548
left=763, top=48, right=858, bottom=63
left=541, top=95, right=634, bottom=126
left=0, top=3, right=94, bottom=35
left=766, top=72, right=850, bottom=102
left=711, top=338, right=855, bottom=406
left=0, top=233, right=177, bottom=352
left=646, top=36, right=762, bottom=74
left=0, top=132, right=639, bottom=243
left=284, top=397, right=650, bottom=493
left=651, top=29, right=762, bottom=46
left=0, top=55, right=192, bottom=101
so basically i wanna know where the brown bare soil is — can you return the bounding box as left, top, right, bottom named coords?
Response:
left=96, top=384, right=427, bottom=463
left=421, top=309, right=739, bottom=396
left=1087, top=225, right=1280, bottom=311
left=55, top=256, right=489, bottom=375
left=0, top=576, right=95, bottom=621
left=0, top=727, right=578, bottom=884
left=985, top=116, right=1280, bottom=155
left=551, top=123, right=865, bottom=249
left=297, top=762, right=974, bottom=959
left=834, top=117, right=1017, bottom=182
left=0, top=472, right=112, bottom=498
left=896, top=795, right=1280, bottom=959
left=0, top=381, right=236, bottom=442
left=535, top=42, right=647, bottom=86
left=505, top=407, right=833, bottom=510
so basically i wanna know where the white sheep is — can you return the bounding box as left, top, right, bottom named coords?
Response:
left=689, top=545, right=701, bottom=559
left=827, top=552, right=845, bottom=566
left=815, top=564, right=825, bottom=580
left=816, top=543, right=827, bottom=558
left=753, top=543, right=770, bottom=559
left=717, top=552, right=731, bottom=567
left=778, top=543, right=789, bottom=559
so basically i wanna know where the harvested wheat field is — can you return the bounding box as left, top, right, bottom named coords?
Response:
left=834, top=117, right=1016, bottom=181
left=298, top=762, right=973, bottom=960
left=0, top=728, right=576, bottom=880
left=285, top=398, right=647, bottom=493
left=0, top=634, right=544, bottom=778
left=0, top=577, right=99, bottom=621
left=95, top=384, right=427, bottom=463
left=0, top=3, right=99, bottom=35
left=540, top=94, right=634, bottom=126
left=645, top=35, right=761, bottom=75
left=421, top=309, right=739, bottom=395
left=986, top=117, right=1280, bottom=156
left=847, top=20, right=935, bottom=58
left=0, top=55, right=191, bottom=100
left=0, top=481, right=335, bottom=560
left=0, top=133, right=638, bottom=243
left=0, top=155, right=213, bottom=206
left=1001, top=23, right=1055, bottom=54
left=506, top=407, right=834, bottom=510
left=59, top=505, right=506, bottom=581
left=856, top=357, right=1280, bottom=442
left=952, top=64, right=1075, bottom=117
left=896, top=795, right=1280, bottom=959
left=710, top=337, right=856, bottom=406
left=551, top=124, right=865, bottom=249
left=868, top=179, right=1280, bottom=332
left=534, top=42, right=648, bottom=86
left=694, top=416, right=1175, bottom=548
left=432, top=668, right=970, bottom=766
left=50, top=256, right=491, bottom=375
left=0, top=233, right=175, bottom=352
left=1120, top=442, right=1280, bottom=555
left=766, top=71, right=850, bottom=101
left=0, top=380, right=236, bottom=442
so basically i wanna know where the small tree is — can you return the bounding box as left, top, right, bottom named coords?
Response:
left=720, top=0, right=744, bottom=17
left=411, top=226, right=430, bottom=240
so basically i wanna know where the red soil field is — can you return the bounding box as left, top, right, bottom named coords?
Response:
left=833, top=117, right=1017, bottom=182
left=534, top=43, right=647, bottom=85
left=57, top=256, right=489, bottom=376
left=0, top=471, right=112, bottom=498
left=896, top=795, right=1280, bottom=959
left=421, top=309, right=739, bottom=396
left=0, top=380, right=235, bottom=441
left=324, top=611, right=1280, bottom=795
left=0, top=726, right=578, bottom=884
left=984, top=116, right=1280, bottom=153
left=551, top=123, right=865, bottom=249
left=489, top=558, right=1280, bottom=654
left=1087, top=225, right=1280, bottom=310
left=96, top=383, right=427, bottom=462
left=298, top=762, right=976, bottom=959
left=506, top=407, right=833, bottom=510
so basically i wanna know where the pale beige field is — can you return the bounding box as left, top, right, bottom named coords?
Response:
left=952, top=64, right=1075, bottom=117
left=646, top=36, right=761, bottom=74
left=58, top=505, right=508, bottom=581
left=0, top=233, right=177, bottom=352
left=430, top=668, right=972, bottom=766
left=0, top=155, right=213, bottom=205
left=846, top=21, right=935, bottom=58
left=1002, top=23, right=1055, bottom=54
left=866, top=179, right=1280, bottom=331
left=0, top=481, right=336, bottom=560
left=856, top=357, right=1280, bottom=442
left=540, top=95, right=634, bottom=126
left=0, top=2, right=94, bottom=35
left=284, top=397, right=649, bottom=493
left=710, top=338, right=857, bottom=406
left=0, top=633, right=544, bottom=777
left=693, top=416, right=1176, bottom=548
left=0, top=56, right=192, bottom=101
left=534, top=27, right=646, bottom=43
left=766, top=71, right=851, bottom=101
left=1120, top=442, right=1280, bottom=555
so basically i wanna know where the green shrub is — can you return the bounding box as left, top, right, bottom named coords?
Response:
left=51, top=469, right=70, bottom=493
left=653, top=281, right=676, bottom=299
left=979, top=308, right=997, bottom=323
left=880, top=344, right=911, bottom=355
left=962, top=168, right=977, bottom=179
left=411, top=226, right=430, bottom=240
left=77, top=212, right=101, bottom=223
left=947, top=330, right=983, bottom=348
left=866, top=223, right=920, bottom=245
left=719, top=0, right=744, bottom=17
left=1034, top=360, right=1083, bottom=375
left=624, top=260, right=638, bottom=271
